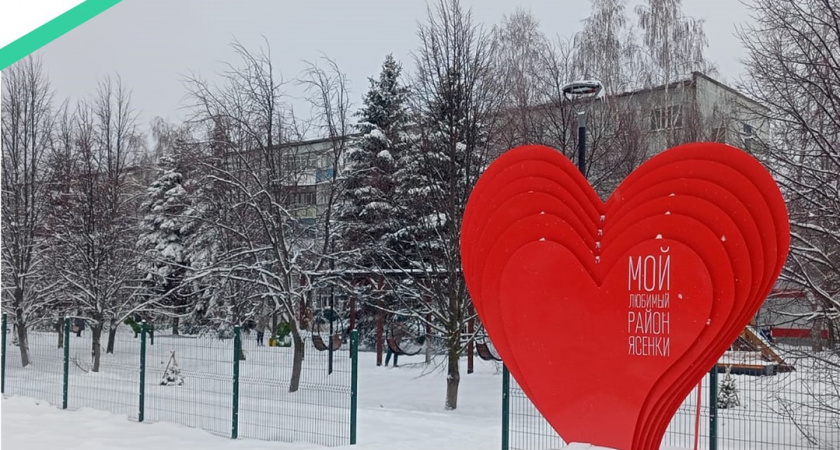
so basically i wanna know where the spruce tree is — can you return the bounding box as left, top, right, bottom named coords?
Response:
left=717, top=366, right=740, bottom=409
left=137, top=154, right=192, bottom=334
left=338, top=55, right=410, bottom=270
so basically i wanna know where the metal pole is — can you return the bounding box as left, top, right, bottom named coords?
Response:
left=502, top=364, right=511, bottom=450
left=709, top=367, right=719, bottom=450
left=1, top=314, right=7, bottom=394
left=577, top=111, right=587, bottom=176
left=350, top=330, right=359, bottom=445
left=376, top=307, right=384, bottom=366
left=328, top=291, right=334, bottom=375
left=139, top=321, right=147, bottom=422
left=349, top=296, right=356, bottom=358
left=467, top=315, right=474, bottom=374
left=63, top=317, right=70, bottom=409
left=232, top=326, right=241, bottom=439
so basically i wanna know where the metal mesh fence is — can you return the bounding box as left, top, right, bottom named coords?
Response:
left=237, top=330, right=353, bottom=446
left=509, top=374, right=566, bottom=450
left=145, top=332, right=233, bottom=437
left=2, top=323, right=64, bottom=408
left=1, top=315, right=357, bottom=447
left=65, top=326, right=140, bottom=420
left=507, top=354, right=840, bottom=450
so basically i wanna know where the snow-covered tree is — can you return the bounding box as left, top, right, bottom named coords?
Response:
left=1, top=56, right=57, bottom=367
left=739, top=0, right=840, bottom=348
left=160, top=350, right=185, bottom=386
left=185, top=41, right=352, bottom=392
left=46, top=76, right=143, bottom=371
left=137, top=154, right=192, bottom=335
left=717, top=367, right=740, bottom=409
left=737, top=0, right=840, bottom=440
left=338, top=54, right=410, bottom=270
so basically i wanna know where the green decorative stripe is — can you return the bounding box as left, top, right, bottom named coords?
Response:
left=0, top=0, right=124, bottom=70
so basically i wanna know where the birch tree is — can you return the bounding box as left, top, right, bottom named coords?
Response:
left=493, top=9, right=550, bottom=147
left=635, top=0, right=713, bottom=86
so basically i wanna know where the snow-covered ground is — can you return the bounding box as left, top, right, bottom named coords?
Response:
left=1, top=331, right=838, bottom=449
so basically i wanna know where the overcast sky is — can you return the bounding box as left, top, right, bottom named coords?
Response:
left=33, top=0, right=754, bottom=135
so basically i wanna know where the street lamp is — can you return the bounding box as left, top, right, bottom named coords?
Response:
left=562, top=80, right=604, bottom=176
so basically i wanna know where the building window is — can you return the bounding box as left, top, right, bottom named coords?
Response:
left=287, top=187, right=317, bottom=207
left=742, top=123, right=754, bottom=151
left=315, top=167, right=335, bottom=183
left=650, top=105, right=683, bottom=131
left=281, top=152, right=315, bottom=171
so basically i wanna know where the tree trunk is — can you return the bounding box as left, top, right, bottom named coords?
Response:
left=238, top=334, right=246, bottom=361
left=172, top=316, right=180, bottom=336
left=91, top=325, right=103, bottom=372
left=15, top=307, right=30, bottom=367
left=56, top=319, right=64, bottom=349
left=106, top=319, right=118, bottom=354
left=445, top=335, right=460, bottom=410
left=288, top=324, right=305, bottom=393
left=425, top=313, right=432, bottom=365
left=271, top=313, right=278, bottom=340
left=811, top=318, right=825, bottom=353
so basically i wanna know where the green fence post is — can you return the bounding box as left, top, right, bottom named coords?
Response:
left=350, top=330, right=359, bottom=445
left=139, top=321, right=147, bottom=422
left=1, top=313, right=6, bottom=394
left=502, top=364, right=510, bottom=450
left=709, top=367, right=719, bottom=450
left=232, top=325, right=240, bottom=439
left=149, top=322, right=154, bottom=346
left=63, top=317, right=70, bottom=409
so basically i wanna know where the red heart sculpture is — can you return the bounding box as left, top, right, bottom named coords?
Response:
left=500, top=239, right=712, bottom=450
left=461, top=143, right=789, bottom=450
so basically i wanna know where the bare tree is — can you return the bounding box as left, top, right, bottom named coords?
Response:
left=635, top=0, right=713, bottom=86
left=739, top=0, right=840, bottom=346
left=300, top=55, right=354, bottom=271
left=573, top=0, right=639, bottom=94
left=185, top=41, right=351, bottom=392
left=737, top=0, right=840, bottom=442
left=47, top=76, right=142, bottom=372
left=400, top=0, right=504, bottom=410
left=492, top=9, right=551, bottom=147
left=1, top=57, right=58, bottom=367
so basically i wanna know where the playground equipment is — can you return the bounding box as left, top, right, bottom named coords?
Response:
left=384, top=312, right=427, bottom=356
left=475, top=340, right=502, bottom=362
left=311, top=308, right=344, bottom=352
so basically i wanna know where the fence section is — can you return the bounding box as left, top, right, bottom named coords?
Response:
left=504, top=358, right=840, bottom=450
left=1, top=314, right=358, bottom=447
left=2, top=319, right=64, bottom=407
left=144, top=329, right=233, bottom=437
left=64, top=323, right=141, bottom=419
left=236, top=329, right=354, bottom=446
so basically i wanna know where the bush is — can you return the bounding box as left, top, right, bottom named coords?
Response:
left=275, top=321, right=291, bottom=340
